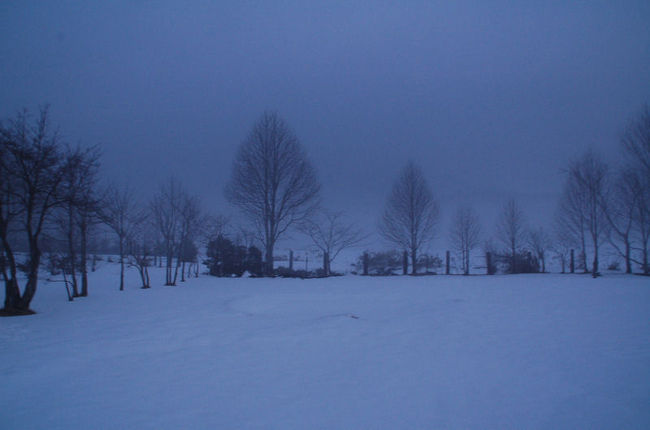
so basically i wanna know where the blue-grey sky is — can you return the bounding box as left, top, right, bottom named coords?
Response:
left=2, top=1, right=649, bottom=249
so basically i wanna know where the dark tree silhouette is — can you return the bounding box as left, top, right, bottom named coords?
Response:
left=556, top=176, right=589, bottom=272
left=150, top=177, right=183, bottom=286
left=567, top=150, right=609, bottom=277
left=379, top=161, right=438, bottom=274
left=602, top=169, right=638, bottom=273
left=527, top=226, right=551, bottom=273
left=496, top=199, right=526, bottom=274
left=226, top=112, right=320, bottom=276
left=0, top=107, right=68, bottom=314
left=301, top=210, right=365, bottom=276
left=449, top=206, right=481, bottom=275
left=99, top=185, right=143, bottom=291
left=621, top=105, right=650, bottom=274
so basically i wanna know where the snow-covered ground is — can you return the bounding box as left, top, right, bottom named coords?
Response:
left=1, top=265, right=649, bottom=429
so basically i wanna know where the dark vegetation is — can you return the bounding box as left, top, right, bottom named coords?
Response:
left=1, top=104, right=649, bottom=315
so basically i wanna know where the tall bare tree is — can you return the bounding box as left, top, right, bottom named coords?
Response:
left=621, top=104, right=650, bottom=274
left=379, top=162, right=439, bottom=274
left=568, top=150, right=609, bottom=277
left=127, top=214, right=154, bottom=289
left=176, top=193, right=204, bottom=283
left=622, top=104, right=650, bottom=175
left=150, top=177, right=183, bottom=286
left=449, top=206, right=481, bottom=275
left=551, top=228, right=573, bottom=274
left=556, top=177, right=589, bottom=272
left=301, top=210, right=366, bottom=276
left=100, top=185, right=143, bottom=291
left=496, top=199, right=526, bottom=274
left=226, top=112, right=320, bottom=276
left=56, top=144, right=101, bottom=297
left=602, top=169, right=638, bottom=273
left=0, top=107, right=68, bottom=314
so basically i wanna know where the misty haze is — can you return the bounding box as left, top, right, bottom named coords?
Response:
left=1, top=2, right=649, bottom=429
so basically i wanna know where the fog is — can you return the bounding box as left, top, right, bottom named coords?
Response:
left=2, top=1, right=649, bottom=248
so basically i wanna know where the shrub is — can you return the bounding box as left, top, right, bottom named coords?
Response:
left=205, top=235, right=263, bottom=277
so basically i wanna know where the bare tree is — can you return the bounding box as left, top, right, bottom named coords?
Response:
left=621, top=105, right=650, bottom=274
left=99, top=185, right=143, bottom=291
left=150, top=177, right=183, bottom=285
left=527, top=226, right=551, bottom=273
left=176, top=193, right=204, bottom=283
left=73, top=147, right=102, bottom=296
left=226, top=112, right=320, bottom=276
left=56, top=144, right=101, bottom=297
left=568, top=150, right=609, bottom=277
left=622, top=104, right=650, bottom=175
left=0, top=107, right=68, bottom=314
left=379, top=162, right=439, bottom=274
left=556, top=177, right=589, bottom=272
left=127, top=214, right=154, bottom=289
left=551, top=228, right=573, bottom=274
left=301, top=210, right=366, bottom=276
left=496, top=199, right=526, bottom=274
left=602, top=169, right=638, bottom=273
left=449, top=206, right=481, bottom=275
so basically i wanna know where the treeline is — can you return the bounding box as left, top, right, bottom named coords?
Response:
left=1, top=105, right=649, bottom=315
left=371, top=107, right=649, bottom=278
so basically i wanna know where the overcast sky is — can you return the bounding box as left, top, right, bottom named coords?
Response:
left=2, top=1, right=649, bottom=250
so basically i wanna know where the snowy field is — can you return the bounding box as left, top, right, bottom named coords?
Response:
left=1, top=265, right=649, bottom=429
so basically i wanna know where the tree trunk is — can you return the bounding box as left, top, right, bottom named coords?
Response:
left=445, top=250, right=450, bottom=275
left=581, top=235, right=588, bottom=273
left=592, top=240, right=599, bottom=278
left=486, top=252, right=492, bottom=275
left=165, top=251, right=173, bottom=285
left=265, top=244, right=274, bottom=277
left=362, top=252, right=369, bottom=276
left=80, top=217, right=89, bottom=296
left=625, top=239, right=631, bottom=274
left=2, top=243, right=21, bottom=310
left=18, top=245, right=41, bottom=310
left=411, top=248, right=417, bottom=275
left=3, top=278, right=21, bottom=311
left=67, top=207, right=79, bottom=297
left=119, top=239, right=125, bottom=291
left=172, top=257, right=180, bottom=285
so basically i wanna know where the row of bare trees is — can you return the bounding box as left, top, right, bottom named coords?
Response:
left=0, top=106, right=214, bottom=314
left=0, top=107, right=106, bottom=314
left=101, top=178, right=208, bottom=290
left=375, top=105, right=649, bottom=276
left=556, top=107, right=649, bottom=276
left=2, top=104, right=648, bottom=313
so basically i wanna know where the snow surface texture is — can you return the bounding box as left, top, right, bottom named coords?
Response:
left=1, top=265, right=649, bottom=429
